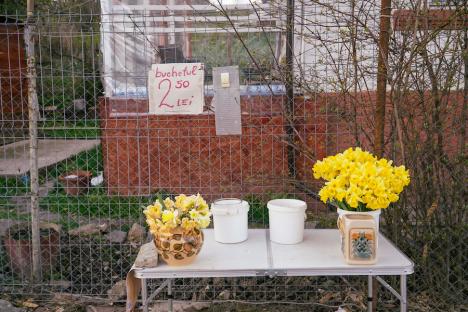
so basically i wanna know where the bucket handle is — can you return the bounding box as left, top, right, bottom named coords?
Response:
left=212, top=207, right=239, bottom=216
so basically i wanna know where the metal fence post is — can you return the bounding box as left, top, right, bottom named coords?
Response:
left=25, top=0, right=41, bottom=282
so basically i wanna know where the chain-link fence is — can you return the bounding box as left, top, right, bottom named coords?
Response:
left=0, top=0, right=466, bottom=311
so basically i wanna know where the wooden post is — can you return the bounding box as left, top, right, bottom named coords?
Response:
left=374, top=0, right=392, bottom=157
left=462, top=0, right=467, bottom=156
left=285, top=0, right=296, bottom=179
left=26, top=0, right=41, bottom=281
left=373, top=0, right=392, bottom=309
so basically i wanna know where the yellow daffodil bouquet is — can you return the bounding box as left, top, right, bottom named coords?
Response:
left=144, top=194, right=211, bottom=235
left=313, top=148, right=410, bottom=211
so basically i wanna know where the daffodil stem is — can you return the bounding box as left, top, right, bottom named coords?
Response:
left=157, top=193, right=167, bottom=210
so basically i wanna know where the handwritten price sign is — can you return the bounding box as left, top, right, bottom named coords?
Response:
left=148, top=63, right=205, bottom=115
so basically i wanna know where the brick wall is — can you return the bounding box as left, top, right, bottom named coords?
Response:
left=0, top=24, right=27, bottom=118
left=0, top=23, right=28, bottom=145
left=99, top=90, right=464, bottom=200
left=100, top=96, right=334, bottom=199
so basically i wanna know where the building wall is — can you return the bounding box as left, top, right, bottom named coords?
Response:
left=0, top=23, right=28, bottom=145
left=100, top=90, right=464, bottom=202
left=100, top=95, right=332, bottom=200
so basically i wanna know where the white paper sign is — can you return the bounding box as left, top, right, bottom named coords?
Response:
left=148, top=63, right=205, bottom=115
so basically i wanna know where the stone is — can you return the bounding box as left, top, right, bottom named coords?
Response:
left=146, top=231, right=153, bottom=243
left=0, top=219, right=21, bottom=237
left=127, top=223, right=146, bottom=244
left=38, top=180, right=55, bottom=197
left=68, top=222, right=108, bottom=236
left=86, top=307, right=126, bottom=312
left=52, top=293, right=108, bottom=305
left=21, top=301, right=38, bottom=309
left=213, top=277, right=224, bottom=286
left=107, top=280, right=127, bottom=303
left=217, top=290, right=230, bottom=300
left=38, top=211, right=61, bottom=223
left=0, top=299, right=24, bottom=312
left=134, top=242, right=158, bottom=268
left=149, top=301, right=210, bottom=312
left=106, top=230, right=127, bottom=243
left=40, top=222, right=62, bottom=233
left=73, top=99, right=86, bottom=111
left=49, top=279, right=72, bottom=289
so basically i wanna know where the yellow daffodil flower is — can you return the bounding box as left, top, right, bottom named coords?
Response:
left=313, top=148, right=410, bottom=210
left=144, top=202, right=162, bottom=220
left=144, top=194, right=211, bottom=235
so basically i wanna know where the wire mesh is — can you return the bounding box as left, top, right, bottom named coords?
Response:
left=0, top=0, right=466, bottom=311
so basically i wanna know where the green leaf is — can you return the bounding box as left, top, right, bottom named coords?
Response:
left=157, top=193, right=167, bottom=210
left=334, top=200, right=349, bottom=211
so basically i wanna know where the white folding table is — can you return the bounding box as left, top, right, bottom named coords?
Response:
left=133, top=229, right=413, bottom=312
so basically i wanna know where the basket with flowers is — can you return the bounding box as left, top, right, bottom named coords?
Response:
left=144, top=194, right=211, bottom=266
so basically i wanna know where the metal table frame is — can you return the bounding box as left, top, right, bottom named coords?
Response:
left=134, top=229, right=413, bottom=312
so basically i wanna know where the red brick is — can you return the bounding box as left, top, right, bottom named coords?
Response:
left=99, top=90, right=465, bottom=200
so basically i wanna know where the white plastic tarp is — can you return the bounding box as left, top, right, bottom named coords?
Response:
left=100, top=0, right=157, bottom=97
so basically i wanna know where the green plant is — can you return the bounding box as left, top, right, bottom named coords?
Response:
left=0, top=177, right=29, bottom=197
left=40, top=186, right=174, bottom=221
left=0, top=205, right=29, bottom=221
left=39, top=120, right=100, bottom=139
left=314, top=214, right=338, bottom=229
left=42, top=147, right=103, bottom=184
left=41, top=187, right=141, bottom=220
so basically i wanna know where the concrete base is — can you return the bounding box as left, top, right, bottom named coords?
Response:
left=0, top=139, right=100, bottom=177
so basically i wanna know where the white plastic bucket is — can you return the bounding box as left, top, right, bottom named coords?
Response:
left=267, top=199, right=307, bottom=244
left=211, top=198, right=250, bottom=243
left=337, top=208, right=381, bottom=232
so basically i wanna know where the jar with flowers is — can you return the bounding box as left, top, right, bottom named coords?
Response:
left=144, top=194, right=211, bottom=266
left=312, top=147, right=410, bottom=232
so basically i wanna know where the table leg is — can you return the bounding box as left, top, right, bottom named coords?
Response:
left=142, top=278, right=148, bottom=312
left=367, top=275, right=373, bottom=312
left=400, top=275, right=407, bottom=312
left=168, top=278, right=173, bottom=312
